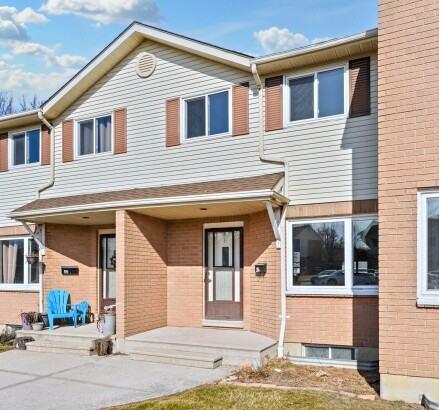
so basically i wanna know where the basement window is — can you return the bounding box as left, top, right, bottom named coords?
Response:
left=304, top=345, right=356, bottom=361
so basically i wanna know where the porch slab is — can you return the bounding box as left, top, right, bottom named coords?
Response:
left=125, top=326, right=278, bottom=367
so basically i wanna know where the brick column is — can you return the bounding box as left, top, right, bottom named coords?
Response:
left=116, top=210, right=167, bottom=339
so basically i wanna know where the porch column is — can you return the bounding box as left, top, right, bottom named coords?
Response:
left=116, top=210, right=168, bottom=339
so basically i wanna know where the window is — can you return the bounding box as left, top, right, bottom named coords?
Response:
left=0, top=237, right=39, bottom=290
left=287, top=66, right=346, bottom=124
left=10, top=129, right=40, bottom=166
left=304, top=345, right=356, bottom=361
left=184, top=90, right=230, bottom=140
left=287, top=216, right=379, bottom=294
left=418, top=192, right=439, bottom=305
left=77, top=115, right=112, bottom=156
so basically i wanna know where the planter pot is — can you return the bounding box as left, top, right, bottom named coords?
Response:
left=32, top=323, right=44, bottom=331
left=101, top=313, right=116, bottom=337
left=20, top=315, right=33, bottom=331
left=40, top=314, right=49, bottom=328
left=26, top=255, right=39, bottom=265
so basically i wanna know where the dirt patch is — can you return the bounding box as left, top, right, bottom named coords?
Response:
left=234, top=359, right=380, bottom=396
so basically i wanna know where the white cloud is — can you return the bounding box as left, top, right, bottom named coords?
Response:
left=0, top=61, right=71, bottom=97
left=12, top=42, right=86, bottom=69
left=254, top=26, right=330, bottom=54
left=40, top=0, right=161, bottom=25
left=15, top=7, right=48, bottom=24
left=0, top=6, right=47, bottom=41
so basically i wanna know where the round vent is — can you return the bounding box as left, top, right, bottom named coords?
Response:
left=136, top=52, right=157, bottom=78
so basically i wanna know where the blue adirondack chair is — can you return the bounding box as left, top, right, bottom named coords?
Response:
left=46, top=289, right=77, bottom=330
left=75, top=301, right=89, bottom=326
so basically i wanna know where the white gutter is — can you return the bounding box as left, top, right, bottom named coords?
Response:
left=251, top=28, right=378, bottom=65
left=37, top=111, right=55, bottom=199
left=0, top=109, right=40, bottom=123
left=252, top=63, right=289, bottom=358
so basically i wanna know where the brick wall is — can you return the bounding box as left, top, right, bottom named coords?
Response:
left=116, top=211, right=167, bottom=338
left=0, top=292, right=39, bottom=325
left=379, top=0, right=439, bottom=378
left=285, top=296, right=378, bottom=348
left=44, top=224, right=108, bottom=318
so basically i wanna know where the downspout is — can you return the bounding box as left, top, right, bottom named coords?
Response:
left=37, top=110, right=55, bottom=199
left=252, top=63, right=289, bottom=358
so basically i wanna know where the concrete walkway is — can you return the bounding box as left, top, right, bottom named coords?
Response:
left=0, top=350, right=232, bottom=410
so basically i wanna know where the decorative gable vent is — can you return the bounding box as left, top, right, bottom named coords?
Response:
left=136, top=52, right=157, bottom=78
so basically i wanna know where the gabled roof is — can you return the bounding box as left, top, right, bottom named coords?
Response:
left=42, top=22, right=252, bottom=119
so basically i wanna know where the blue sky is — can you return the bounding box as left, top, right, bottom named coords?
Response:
left=0, top=0, right=377, bottom=101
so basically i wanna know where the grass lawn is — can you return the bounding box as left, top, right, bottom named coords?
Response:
left=0, top=345, right=14, bottom=353
left=110, top=385, right=420, bottom=410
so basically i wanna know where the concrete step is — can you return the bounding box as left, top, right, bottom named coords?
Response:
left=125, top=339, right=277, bottom=366
left=25, top=340, right=95, bottom=356
left=129, top=347, right=222, bottom=369
left=15, top=329, right=107, bottom=347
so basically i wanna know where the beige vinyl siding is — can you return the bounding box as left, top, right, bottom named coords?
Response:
left=0, top=42, right=377, bottom=228
left=46, top=40, right=278, bottom=199
left=264, top=53, right=378, bottom=204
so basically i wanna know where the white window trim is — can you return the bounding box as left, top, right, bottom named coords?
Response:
left=8, top=128, right=41, bottom=169
left=0, top=236, right=39, bottom=292
left=286, top=215, right=379, bottom=296
left=74, top=113, right=114, bottom=159
left=283, top=63, right=349, bottom=128
left=180, top=87, right=232, bottom=143
left=417, top=191, right=439, bottom=306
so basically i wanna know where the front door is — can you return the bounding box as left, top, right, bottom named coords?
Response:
left=205, top=228, right=243, bottom=321
left=100, top=234, right=116, bottom=311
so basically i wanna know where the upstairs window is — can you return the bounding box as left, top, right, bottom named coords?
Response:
left=10, top=129, right=40, bottom=166
left=184, top=90, right=230, bottom=140
left=77, top=115, right=112, bottom=156
left=287, top=66, right=346, bottom=124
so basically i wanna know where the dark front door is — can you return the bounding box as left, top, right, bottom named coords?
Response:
left=204, top=228, right=243, bottom=321
left=100, top=234, right=116, bottom=311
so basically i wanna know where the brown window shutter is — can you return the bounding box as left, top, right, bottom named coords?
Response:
left=349, top=57, right=370, bottom=118
left=62, top=120, right=74, bottom=163
left=114, top=108, right=127, bottom=154
left=166, top=98, right=180, bottom=147
left=0, top=133, right=8, bottom=172
left=265, top=76, right=283, bottom=132
left=41, top=124, right=51, bottom=166
left=232, top=82, right=249, bottom=136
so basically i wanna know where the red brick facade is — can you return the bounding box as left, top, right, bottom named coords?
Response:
left=378, top=0, right=439, bottom=381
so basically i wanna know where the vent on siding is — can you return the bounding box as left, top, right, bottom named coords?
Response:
left=136, top=52, right=157, bottom=78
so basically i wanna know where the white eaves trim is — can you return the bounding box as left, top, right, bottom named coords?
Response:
left=42, top=23, right=251, bottom=115
left=251, top=28, right=378, bottom=65
left=8, top=189, right=289, bottom=220
left=0, top=109, right=40, bottom=123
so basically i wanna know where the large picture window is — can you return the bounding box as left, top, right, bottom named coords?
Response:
left=286, top=66, right=346, bottom=124
left=418, top=192, right=439, bottom=305
left=0, top=237, right=39, bottom=290
left=184, top=90, right=230, bottom=140
left=287, top=217, right=378, bottom=294
left=10, top=129, right=40, bottom=166
left=77, top=115, right=112, bottom=156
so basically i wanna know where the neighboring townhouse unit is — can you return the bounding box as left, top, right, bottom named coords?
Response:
left=0, top=4, right=435, bottom=402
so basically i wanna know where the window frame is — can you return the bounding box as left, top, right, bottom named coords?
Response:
left=417, top=191, right=439, bottom=305
left=286, top=215, right=378, bottom=296
left=8, top=128, right=41, bottom=168
left=0, top=236, right=39, bottom=292
left=74, top=113, right=114, bottom=159
left=284, top=63, right=349, bottom=127
left=180, top=87, right=232, bottom=142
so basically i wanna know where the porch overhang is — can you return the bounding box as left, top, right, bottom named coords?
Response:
left=8, top=173, right=288, bottom=225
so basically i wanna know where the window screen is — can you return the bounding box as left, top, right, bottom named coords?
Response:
left=289, top=75, right=314, bottom=122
